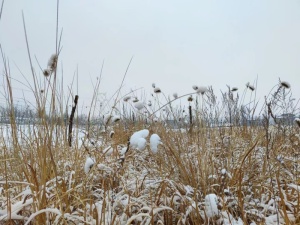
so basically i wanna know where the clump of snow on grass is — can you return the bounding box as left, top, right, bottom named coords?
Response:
left=197, top=86, right=208, bottom=94
left=84, top=156, right=95, bottom=174
left=112, top=115, right=120, bottom=122
left=137, top=138, right=147, bottom=150
left=103, top=113, right=111, bottom=124
left=134, top=101, right=144, bottom=110
left=205, top=194, right=219, bottom=218
left=130, top=129, right=149, bottom=150
left=150, top=134, right=162, bottom=153
left=123, top=96, right=131, bottom=102
left=103, top=146, right=113, bottom=155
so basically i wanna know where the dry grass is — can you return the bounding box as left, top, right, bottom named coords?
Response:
left=1, top=98, right=300, bottom=224
left=1, top=4, right=300, bottom=224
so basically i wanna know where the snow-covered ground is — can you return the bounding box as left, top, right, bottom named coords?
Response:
left=1, top=124, right=300, bottom=224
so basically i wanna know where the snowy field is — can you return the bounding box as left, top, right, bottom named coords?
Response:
left=1, top=121, right=300, bottom=225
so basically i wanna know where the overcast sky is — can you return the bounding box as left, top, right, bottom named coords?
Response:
left=1, top=0, right=300, bottom=113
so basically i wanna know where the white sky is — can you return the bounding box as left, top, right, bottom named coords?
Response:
left=1, top=0, right=300, bottom=113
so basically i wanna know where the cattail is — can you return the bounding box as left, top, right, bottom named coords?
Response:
left=123, top=96, right=131, bottom=102
left=280, top=81, right=291, bottom=89
left=197, top=86, right=207, bottom=95
left=188, top=95, right=193, bottom=102
left=154, top=87, right=161, bottom=93
left=43, top=69, right=51, bottom=77
left=173, top=93, right=178, bottom=99
left=295, top=118, right=300, bottom=127
left=192, top=85, right=199, bottom=91
left=231, top=87, right=238, bottom=92
left=152, top=83, right=156, bottom=88
left=246, top=82, right=255, bottom=91
left=48, top=54, right=58, bottom=72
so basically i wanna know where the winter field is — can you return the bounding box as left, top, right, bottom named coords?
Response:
left=1, top=78, right=300, bottom=225
left=1, top=2, right=300, bottom=224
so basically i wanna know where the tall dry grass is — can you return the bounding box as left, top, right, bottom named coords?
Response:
left=1, top=2, right=300, bottom=224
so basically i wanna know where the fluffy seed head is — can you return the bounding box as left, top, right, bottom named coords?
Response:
left=48, top=54, right=58, bottom=72
left=123, top=96, right=131, bottom=102
left=197, top=86, right=208, bottom=95
left=173, top=93, right=178, bottom=99
left=280, top=81, right=291, bottom=89
left=152, top=83, right=156, bottom=88
left=246, top=82, right=255, bottom=91
left=188, top=95, right=193, bottom=102
left=43, top=69, right=51, bottom=77
left=192, top=85, right=199, bottom=91
left=154, top=87, right=161, bottom=93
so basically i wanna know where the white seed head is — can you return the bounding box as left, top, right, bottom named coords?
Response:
left=246, top=82, right=255, bottom=91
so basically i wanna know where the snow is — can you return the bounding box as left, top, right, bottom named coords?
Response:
left=205, top=194, right=219, bottom=218
left=134, top=101, right=144, bottom=110
left=118, top=146, right=128, bottom=155
left=103, top=146, right=113, bottom=155
left=123, top=96, right=131, bottom=102
left=112, top=115, right=121, bottom=122
left=130, top=129, right=149, bottom=149
left=150, top=133, right=162, bottom=153
left=197, top=86, right=208, bottom=94
left=84, top=157, right=95, bottom=174
left=221, top=168, right=227, bottom=174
